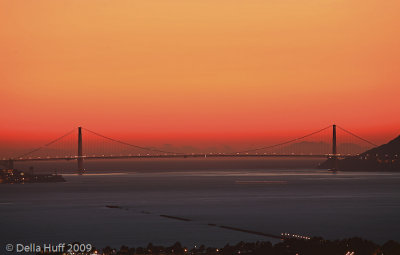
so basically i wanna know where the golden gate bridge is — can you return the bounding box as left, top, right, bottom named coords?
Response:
left=0, top=124, right=377, bottom=172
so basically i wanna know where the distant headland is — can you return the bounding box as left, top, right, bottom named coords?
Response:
left=320, top=135, right=400, bottom=171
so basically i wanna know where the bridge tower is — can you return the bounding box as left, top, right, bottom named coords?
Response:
left=332, top=124, right=337, bottom=155
left=78, top=127, right=83, bottom=173
left=332, top=124, right=338, bottom=171
left=8, top=159, right=14, bottom=169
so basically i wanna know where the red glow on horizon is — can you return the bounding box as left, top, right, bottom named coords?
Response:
left=1, top=1, right=399, bottom=156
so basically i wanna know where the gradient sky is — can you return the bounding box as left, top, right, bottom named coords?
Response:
left=1, top=0, right=400, bottom=154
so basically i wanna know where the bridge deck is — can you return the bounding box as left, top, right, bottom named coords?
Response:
left=5, top=154, right=341, bottom=162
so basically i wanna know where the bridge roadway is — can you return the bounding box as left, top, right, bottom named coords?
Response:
left=7, top=153, right=342, bottom=162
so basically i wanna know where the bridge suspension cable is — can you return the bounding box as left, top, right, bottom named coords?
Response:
left=16, top=129, right=75, bottom=158
left=12, top=124, right=378, bottom=160
left=233, top=125, right=333, bottom=154
left=82, top=127, right=182, bottom=155
left=336, top=126, right=377, bottom=147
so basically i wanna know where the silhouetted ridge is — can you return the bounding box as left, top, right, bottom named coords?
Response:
left=362, top=135, right=400, bottom=157
left=320, top=135, right=400, bottom=171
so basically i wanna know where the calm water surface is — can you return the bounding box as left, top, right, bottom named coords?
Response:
left=1, top=159, right=400, bottom=250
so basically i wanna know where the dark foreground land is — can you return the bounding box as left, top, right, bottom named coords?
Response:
left=38, top=238, right=400, bottom=255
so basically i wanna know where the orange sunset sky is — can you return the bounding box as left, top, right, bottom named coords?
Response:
left=1, top=1, right=400, bottom=155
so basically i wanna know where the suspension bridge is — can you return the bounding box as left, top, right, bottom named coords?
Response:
left=0, top=124, right=377, bottom=172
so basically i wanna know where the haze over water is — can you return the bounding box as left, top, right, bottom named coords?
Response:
left=1, top=158, right=400, bottom=250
